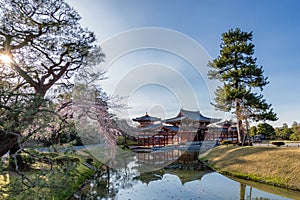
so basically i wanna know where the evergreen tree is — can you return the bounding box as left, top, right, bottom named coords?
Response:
left=276, top=126, right=292, bottom=140
left=256, top=123, right=275, bottom=139
left=290, top=125, right=300, bottom=141
left=208, top=28, right=277, bottom=143
left=249, top=126, right=257, bottom=137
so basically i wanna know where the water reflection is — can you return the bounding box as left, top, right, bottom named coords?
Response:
left=71, top=150, right=300, bottom=200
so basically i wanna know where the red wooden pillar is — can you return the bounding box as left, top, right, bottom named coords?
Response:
left=152, top=136, right=155, bottom=147
left=166, top=136, right=169, bottom=145
left=172, top=134, right=174, bottom=144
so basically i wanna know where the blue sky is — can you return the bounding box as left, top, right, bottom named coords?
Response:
left=67, top=0, right=300, bottom=127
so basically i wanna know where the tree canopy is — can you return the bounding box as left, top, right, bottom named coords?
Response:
left=0, top=0, right=103, bottom=157
left=256, top=123, right=275, bottom=139
left=208, top=28, right=277, bottom=143
left=0, top=1, right=126, bottom=194
left=249, top=126, right=257, bottom=137
left=275, top=122, right=300, bottom=141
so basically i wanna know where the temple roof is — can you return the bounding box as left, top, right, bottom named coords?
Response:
left=217, top=120, right=237, bottom=126
left=137, top=123, right=164, bottom=131
left=132, top=112, right=161, bottom=123
left=164, top=109, right=221, bottom=124
left=162, top=126, right=179, bottom=132
left=137, top=124, right=179, bottom=133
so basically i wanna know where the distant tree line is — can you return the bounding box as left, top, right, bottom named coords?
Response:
left=249, top=121, right=300, bottom=141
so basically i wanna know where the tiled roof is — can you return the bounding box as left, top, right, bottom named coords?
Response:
left=163, top=126, right=179, bottom=132
left=132, top=112, right=161, bottom=122
left=137, top=124, right=180, bottom=133
left=137, top=123, right=164, bottom=131
left=217, top=120, right=237, bottom=126
left=164, top=109, right=221, bottom=123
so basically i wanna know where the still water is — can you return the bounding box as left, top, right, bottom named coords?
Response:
left=72, top=150, right=300, bottom=200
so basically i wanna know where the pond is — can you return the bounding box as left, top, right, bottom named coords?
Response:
left=71, top=150, right=300, bottom=200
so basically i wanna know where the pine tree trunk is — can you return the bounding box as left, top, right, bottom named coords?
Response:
left=0, top=95, right=45, bottom=158
left=235, top=98, right=242, bottom=143
left=0, top=130, right=19, bottom=157
left=237, top=119, right=243, bottom=144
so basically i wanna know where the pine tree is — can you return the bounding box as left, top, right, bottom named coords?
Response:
left=208, top=28, right=277, bottom=143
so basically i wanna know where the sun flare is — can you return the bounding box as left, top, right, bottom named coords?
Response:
left=0, top=54, right=13, bottom=65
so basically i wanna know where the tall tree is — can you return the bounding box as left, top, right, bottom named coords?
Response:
left=0, top=0, right=103, bottom=157
left=256, top=123, right=275, bottom=139
left=290, top=124, right=300, bottom=141
left=276, top=126, right=292, bottom=140
left=249, top=126, right=257, bottom=137
left=208, top=28, right=277, bottom=143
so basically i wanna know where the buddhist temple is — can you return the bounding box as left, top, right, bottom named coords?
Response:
left=132, top=109, right=221, bottom=147
left=164, top=109, right=221, bottom=143
left=132, top=113, right=179, bottom=146
left=217, top=120, right=238, bottom=143
left=206, top=120, right=239, bottom=143
left=132, top=112, right=160, bottom=127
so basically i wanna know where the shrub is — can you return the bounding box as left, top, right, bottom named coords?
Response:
left=0, top=160, right=3, bottom=172
left=41, top=152, right=59, bottom=158
left=271, top=141, right=285, bottom=147
left=290, top=133, right=300, bottom=141
left=237, top=142, right=253, bottom=146
left=55, top=156, right=80, bottom=167
left=28, top=149, right=59, bottom=158
left=9, top=153, right=36, bottom=171
left=117, top=136, right=137, bottom=148
left=221, top=140, right=232, bottom=145
left=117, top=136, right=125, bottom=146
left=86, top=158, right=93, bottom=164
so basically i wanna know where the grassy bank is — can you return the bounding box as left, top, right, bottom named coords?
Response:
left=200, top=145, right=300, bottom=190
left=0, top=150, right=101, bottom=200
